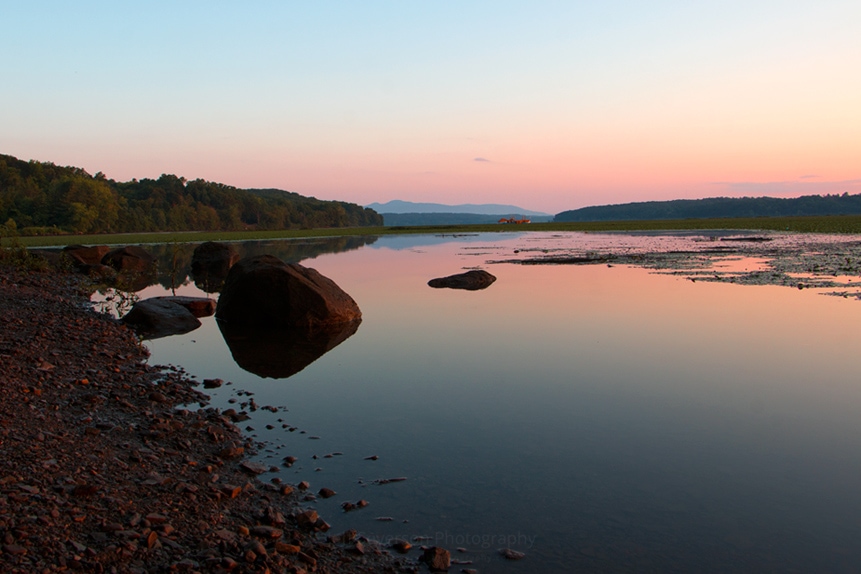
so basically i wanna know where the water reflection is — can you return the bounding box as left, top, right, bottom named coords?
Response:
left=144, top=235, right=379, bottom=293
left=218, top=319, right=362, bottom=378
left=114, top=232, right=861, bottom=572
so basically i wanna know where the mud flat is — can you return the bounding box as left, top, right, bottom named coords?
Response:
left=493, top=232, right=861, bottom=298
left=0, top=265, right=415, bottom=573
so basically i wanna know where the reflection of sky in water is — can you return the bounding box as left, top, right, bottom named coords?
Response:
left=141, top=232, right=861, bottom=573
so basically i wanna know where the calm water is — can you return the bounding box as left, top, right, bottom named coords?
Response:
left=130, top=232, right=861, bottom=573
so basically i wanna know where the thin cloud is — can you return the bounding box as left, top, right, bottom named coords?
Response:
left=711, top=179, right=861, bottom=196
left=473, top=157, right=490, bottom=162
left=799, top=175, right=820, bottom=179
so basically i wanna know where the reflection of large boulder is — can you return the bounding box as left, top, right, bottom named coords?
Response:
left=192, top=242, right=239, bottom=293
left=218, top=320, right=360, bottom=378
left=428, top=269, right=497, bottom=291
left=215, top=255, right=362, bottom=329
left=121, top=298, right=201, bottom=339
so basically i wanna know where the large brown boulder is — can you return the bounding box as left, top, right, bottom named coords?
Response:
left=215, top=255, right=361, bottom=329
left=428, top=269, right=497, bottom=291
left=121, top=298, right=201, bottom=339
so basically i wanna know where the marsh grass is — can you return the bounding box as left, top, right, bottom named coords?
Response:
left=14, top=214, right=861, bottom=248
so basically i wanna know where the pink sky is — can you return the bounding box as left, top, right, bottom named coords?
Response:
left=2, top=2, right=859, bottom=214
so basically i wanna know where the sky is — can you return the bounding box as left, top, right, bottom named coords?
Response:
left=1, top=1, right=859, bottom=214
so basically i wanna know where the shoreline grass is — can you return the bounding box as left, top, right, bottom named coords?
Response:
left=12, top=214, right=861, bottom=248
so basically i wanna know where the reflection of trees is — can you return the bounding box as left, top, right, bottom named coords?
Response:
left=144, top=236, right=379, bottom=293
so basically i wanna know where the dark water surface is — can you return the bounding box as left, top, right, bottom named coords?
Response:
left=130, top=232, right=861, bottom=573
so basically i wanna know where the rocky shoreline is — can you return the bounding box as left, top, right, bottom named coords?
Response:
left=0, top=265, right=416, bottom=573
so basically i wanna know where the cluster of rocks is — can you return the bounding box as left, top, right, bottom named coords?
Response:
left=0, top=265, right=414, bottom=573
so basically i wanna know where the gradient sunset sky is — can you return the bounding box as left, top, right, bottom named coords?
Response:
left=2, top=1, right=859, bottom=213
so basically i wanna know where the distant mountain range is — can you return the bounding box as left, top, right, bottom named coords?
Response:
left=554, top=194, right=861, bottom=222
left=367, top=200, right=553, bottom=226
left=367, top=200, right=551, bottom=216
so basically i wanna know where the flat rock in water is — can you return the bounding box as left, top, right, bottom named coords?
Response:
left=151, top=296, right=216, bottom=318
left=499, top=548, right=526, bottom=560
left=428, top=269, right=496, bottom=291
left=121, top=298, right=201, bottom=339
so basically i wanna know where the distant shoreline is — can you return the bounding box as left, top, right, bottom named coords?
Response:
left=10, top=214, right=861, bottom=248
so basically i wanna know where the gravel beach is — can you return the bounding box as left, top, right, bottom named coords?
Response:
left=0, top=265, right=416, bottom=573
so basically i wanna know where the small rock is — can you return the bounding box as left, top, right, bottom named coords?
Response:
left=250, top=526, right=282, bottom=539
left=218, top=447, right=244, bottom=459
left=295, top=510, right=318, bottom=529
left=499, top=548, right=526, bottom=560
left=146, top=531, right=159, bottom=549
left=239, top=461, right=268, bottom=475
left=220, top=485, right=242, bottom=499
left=274, top=542, right=300, bottom=554
left=421, top=546, right=452, bottom=571
left=318, top=488, right=336, bottom=499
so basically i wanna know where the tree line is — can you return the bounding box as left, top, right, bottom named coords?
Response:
left=555, top=193, right=861, bottom=222
left=0, top=154, right=382, bottom=235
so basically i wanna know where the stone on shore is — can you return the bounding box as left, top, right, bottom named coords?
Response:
left=421, top=546, right=452, bottom=571
left=428, top=269, right=496, bottom=291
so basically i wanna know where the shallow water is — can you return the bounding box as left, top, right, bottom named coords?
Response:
left=130, top=232, right=861, bottom=572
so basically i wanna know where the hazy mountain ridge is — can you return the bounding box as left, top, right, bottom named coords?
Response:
left=555, top=194, right=861, bottom=222
left=381, top=212, right=554, bottom=226
left=368, top=200, right=551, bottom=216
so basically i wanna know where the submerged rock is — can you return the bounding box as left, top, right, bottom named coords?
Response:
left=428, top=269, right=497, bottom=291
left=215, top=255, right=362, bottom=329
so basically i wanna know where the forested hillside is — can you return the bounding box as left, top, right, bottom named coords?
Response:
left=555, top=194, right=861, bottom=222
left=0, top=154, right=382, bottom=235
